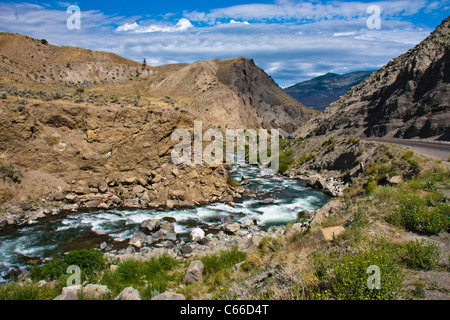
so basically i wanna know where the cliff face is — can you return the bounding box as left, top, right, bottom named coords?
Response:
left=0, top=33, right=316, bottom=207
left=148, top=57, right=317, bottom=133
left=297, top=17, right=450, bottom=141
left=284, top=71, right=374, bottom=111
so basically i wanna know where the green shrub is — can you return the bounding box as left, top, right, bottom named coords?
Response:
left=0, top=162, right=22, bottom=183
left=226, top=174, right=240, bottom=187
left=401, top=151, right=414, bottom=161
left=64, top=249, right=105, bottom=276
left=394, top=196, right=449, bottom=235
left=0, top=282, right=58, bottom=300
left=405, top=239, right=441, bottom=270
left=278, top=149, right=295, bottom=173
left=101, top=254, right=180, bottom=298
left=30, top=258, right=67, bottom=281
left=331, top=247, right=404, bottom=300
left=365, top=180, right=378, bottom=195
left=201, top=247, right=246, bottom=276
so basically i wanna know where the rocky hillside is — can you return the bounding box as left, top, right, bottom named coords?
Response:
left=0, top=33, right=316, bottom=215
left=284, top=71, right=373, bottom=111
left=0, top=33, right=315, bottom=133
left=297, top=16, right=450, bottom=141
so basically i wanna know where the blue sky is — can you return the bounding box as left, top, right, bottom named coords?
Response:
left=0, top=1, right=449, bottom=86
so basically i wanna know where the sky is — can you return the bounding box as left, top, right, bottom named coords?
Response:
left=0, top=0, right=449, bottom=87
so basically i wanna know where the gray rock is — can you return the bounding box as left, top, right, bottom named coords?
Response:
left=53, top=285, right=82, bottom=300
left=190, top=228, right=205, bottom=242
left=180, top=244, right=193, bottom=255
left=225, top=223, right=241, bottom=235
left=129, top=231, right=153, bottom=247
left=114, top=287, right=142, bottom=300
left=132, top=185, right=145, bottom=194
left=111, top=195, right=122, bottom=205
left=140, top=219, right=161, bottom=233
left=241, top=219, right=254, bottom=229
left=260, top=198, right=275, bottom=205
left=151, top=292, right=185, bottom=300
left=83, top=284, right=111, bottom=300
left=183, top=260, right=204, bottom=284
left=222, top=215, right=234, bottom=225
left=160, top=220, right=175, bottom=233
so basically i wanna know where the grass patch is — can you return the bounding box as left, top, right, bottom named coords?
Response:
left=404, top=239, right=441, bottom=270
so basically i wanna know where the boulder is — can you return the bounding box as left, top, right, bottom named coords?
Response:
left=190, top=228, right=205, bottom=242
left=166, top=200, right=179, bottom=209
left=320, top=226, right=345, bottom=241
left=225, top=223, right=241, bottom=235
left=183, top=260, right=204, bottom=284
left=180, top=244, right=193, bottom=255
left=129, top=231, right=153, bottom=247
left=83, top=284, right=111, bottom=300
left=111, top=195, right=122, bottom=205
left=306, top=175, right=325, bottom=190
left=65, top=194, right=77, bottom=203
left=140, top=219, right=161, bottom=233
left=171, top=190, right=185, bottom=200
left=114, top=287, right=142, bottom=300
left=388, top=176, right=403, bottom=186
left=239, top=236, right=261, bottom=254
left=241, top=219, right=254, bottom=229
left=160, top=221, right=175, bottom=233
left=53, top=285, right=82, bottom=300
left=260, top=198, right=275, bottom=205
left=132, top=185, right=145, bottom=194
left=151, top=292, right=185, bottom=300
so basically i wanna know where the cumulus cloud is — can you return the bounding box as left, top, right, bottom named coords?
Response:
left=0, top=1, right=445, bottom=86
left=116, top=18, right=193, bottom=33
left=184, top=0, right=430, bottom=24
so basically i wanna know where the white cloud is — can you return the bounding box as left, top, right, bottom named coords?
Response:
left=230, top=19, right=250, bottom=24
left=184, top=0, right=430, bottom=24
left=0, top=1, right=443, bottom=86
left=116, top=18, right=193, bottom=33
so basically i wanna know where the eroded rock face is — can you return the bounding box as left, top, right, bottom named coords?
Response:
left=298, top=17, right=450, bottom=141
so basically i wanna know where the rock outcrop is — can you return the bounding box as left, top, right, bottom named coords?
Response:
left=297, top=17, right=450, bottom=141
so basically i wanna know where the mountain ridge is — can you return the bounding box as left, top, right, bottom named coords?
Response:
left=284, top=71, right=374, bottom=111
left=296, top=16, right=450, bottom=141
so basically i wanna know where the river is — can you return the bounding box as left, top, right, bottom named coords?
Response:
left=0, top=165, right=330, bottom=282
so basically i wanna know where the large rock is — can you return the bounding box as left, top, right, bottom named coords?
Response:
left=114, top=287, right=142, bottom=300
left=129, top=231, right=153, bottom=247
left=183, top=260, right=204, bottom=284
left=83, top=284, right=111, bottom=300
left=151, top=292, right=185, bottom=300
left=160, top=221, right=175, bottom=233
left=190, top=228, right=205, bottom=242
left=225, top=223, right=241, bottom=235
left=320, top=226, right=345, bottom=241
left=310, top=200, right=346, bottom=226
left=140, top=219, right=161, bottom=233
left=260, top=198, right=275, bottom=205
left=53, top=285, right=82, bottom=300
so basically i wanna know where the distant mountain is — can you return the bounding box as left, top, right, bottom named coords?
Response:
left=284, top=71, right=374, bottom=111
left=297, top=16, right=450, bottom=141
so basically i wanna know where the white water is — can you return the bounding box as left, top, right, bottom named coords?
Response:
left=0, top=165, right=329, bottom=282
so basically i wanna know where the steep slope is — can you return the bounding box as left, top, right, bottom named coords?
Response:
left=0, top=33, right=315, bottom=133
left=297, top=17, right=450, bottom=141
left=148, top=57, right=317, bottom=133
left=284, top=71, right=373, bottom=111
left=0, top=33, right=317, bottom=208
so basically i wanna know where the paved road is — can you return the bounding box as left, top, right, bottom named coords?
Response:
left=363, top=137, right=450, bottom=162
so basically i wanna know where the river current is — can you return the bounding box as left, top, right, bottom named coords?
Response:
left=0, top=165, right=330, bottom=282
